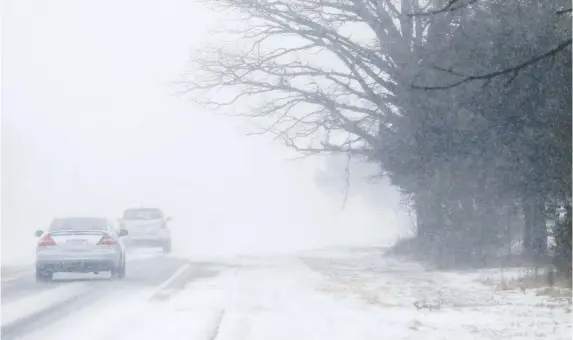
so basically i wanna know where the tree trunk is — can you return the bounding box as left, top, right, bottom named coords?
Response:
left=415, top=192, right=442, bottom=240
left=415, top=191, right=444, bottom=262
left=522, top=193, right=548, bottom=263
left=414, top=193, right=430, bottom=240
left=553, top=204, right=572, bottom=283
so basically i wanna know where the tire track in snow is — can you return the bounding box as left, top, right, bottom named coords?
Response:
left=205, top=267, right=255, bottom=340
left=206, top=310, right=226, bottom=340
left=1, top=256, right=190, bottom=340
left=46, top=262, right=228, bottom=340
left=1, top=283, right=97, bottom=339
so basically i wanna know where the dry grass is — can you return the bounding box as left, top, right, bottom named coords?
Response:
left=357, top=289, right=381, bottom=305
left=317, top=285, right=344, bottom=294
left=317, top=283, right=399, bottom=307
left=535, top=287, right=572, bottom=299
left=495, top=271, right=572, bottom=292
left=354, top=289, right=401, bottom=307
left=408, top=319, right=424, bottom=330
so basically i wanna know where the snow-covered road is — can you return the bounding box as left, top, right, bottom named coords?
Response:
left=1, top=249, right=193, bottom=339
left=4, top=248, right=571, bottom=340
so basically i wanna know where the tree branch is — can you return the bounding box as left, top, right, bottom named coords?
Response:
left=185, top=0, right=415, bottom=155
left=408, top=0, right=478, bottom=17
left=412, top=38, right=572, bottom=90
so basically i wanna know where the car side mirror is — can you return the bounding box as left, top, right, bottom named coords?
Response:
left=35, top=230, right=44, bottom=237
left=166, top=216, right=173, bottom=222
left=118, top=229, right=128, bottom=237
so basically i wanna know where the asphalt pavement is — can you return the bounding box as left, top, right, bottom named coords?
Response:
left=1, top=249, right=218, bottom=340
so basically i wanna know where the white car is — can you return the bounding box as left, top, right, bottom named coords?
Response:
left=119, top=208, right=172, bottom=253
left=35, top=217, right=128, bottom=282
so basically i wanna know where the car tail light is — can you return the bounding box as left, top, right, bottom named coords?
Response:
left=97, top=234, right=118, bottom=245
left=38, top=235, right=57, bottom=246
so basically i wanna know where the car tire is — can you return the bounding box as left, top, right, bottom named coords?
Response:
left=36, top=270, right=53, bottom=282
left=112, top=257, right=126, bottom=280
left=162, top=240, right=172, bottom=253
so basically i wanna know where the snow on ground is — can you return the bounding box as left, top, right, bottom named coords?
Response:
left=1, top=282, right=91, bottom=329
left=16, top=248, right=573, bottom=340
left=302, top=248, right=572, bottom=340
left=17, top=283, right=171, bottom=340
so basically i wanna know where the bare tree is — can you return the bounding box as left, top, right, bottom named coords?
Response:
left=182, top=0, right=571, bottom=268
left=184, top=0, right=433, bottom=155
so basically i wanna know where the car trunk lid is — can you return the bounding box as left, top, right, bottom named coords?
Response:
left=47, top=231, right=108, bottom=252
left=122, top=219, right=164, bottom=237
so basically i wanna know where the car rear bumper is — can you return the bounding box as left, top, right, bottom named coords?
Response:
left=127, top=231, right=169, bottom=241
left=127, top=237, right=169, bottom=247
left=36, top=252, right=121, bottom=273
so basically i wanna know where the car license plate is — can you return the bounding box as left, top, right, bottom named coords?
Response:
left=147, top=229, right=158, bottom=235
left=67, top=239, right=87, bottom=247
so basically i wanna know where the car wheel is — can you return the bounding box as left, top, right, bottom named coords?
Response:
left=112, top=257, right=126, bottom=280
left=118, top=258, right=126, bottom=279
left=162, top=240, right=171, bottom=253
left=36, top=270, right=53, bottom=282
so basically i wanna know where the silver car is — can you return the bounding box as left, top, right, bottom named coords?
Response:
left=119, top=208, right=172, bottom=253
left=35, top=217, right=128, bottom=282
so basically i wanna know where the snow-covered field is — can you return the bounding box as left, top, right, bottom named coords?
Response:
left=14, top=248, right=573, bottom=340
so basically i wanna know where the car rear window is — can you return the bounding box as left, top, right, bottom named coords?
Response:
left=123, top=209, right=163, bottom=220
left=49, top=218, right=107, bottom=232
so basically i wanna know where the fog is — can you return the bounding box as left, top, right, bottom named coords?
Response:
left=2, top=0, right=406, bottom=264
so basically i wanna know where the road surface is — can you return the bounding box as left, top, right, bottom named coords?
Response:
left=1, top=249, right=219, bottom=340
left=2, top=248, right=570, bottom=340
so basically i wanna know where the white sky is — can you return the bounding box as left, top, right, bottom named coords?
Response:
left=1, top=0, right=406, bottom=263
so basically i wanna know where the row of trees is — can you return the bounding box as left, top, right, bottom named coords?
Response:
left=186, top=0, right=571, bottom=273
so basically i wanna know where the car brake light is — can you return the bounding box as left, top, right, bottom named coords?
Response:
left=38, top=235, right=57, bottom=246
left=97, top=235, right=118, bottom=245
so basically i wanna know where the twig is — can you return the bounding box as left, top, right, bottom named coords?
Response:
left=413, top=38, right=572, bottom=90
left=408, top=0, right=478, bottom=17
left=341, top=152, right=352, bottom=210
